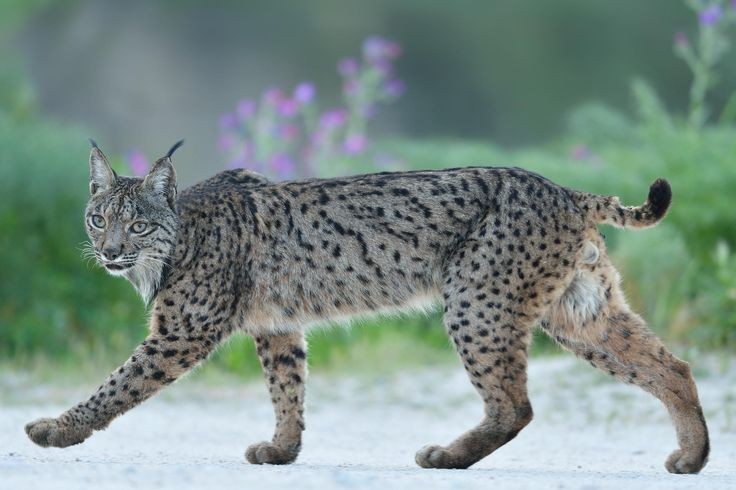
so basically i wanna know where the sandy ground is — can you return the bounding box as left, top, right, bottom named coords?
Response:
left=1, top=356, right=735, bottom=490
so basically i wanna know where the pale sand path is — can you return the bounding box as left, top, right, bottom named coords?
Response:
left=1, top=356, right=734, bottom=489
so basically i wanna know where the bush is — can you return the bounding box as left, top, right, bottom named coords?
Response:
left=0, top=115, right=146, bottom=365
left=0, top=114, right=458, bottom=375
left=3, top=99, right=735, bottom=378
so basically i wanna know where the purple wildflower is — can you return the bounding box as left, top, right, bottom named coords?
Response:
left=363, top=36, right=389, bottom=60
left=370, top=59, right=394, bottom=76
left=217, top=133, right=237, bottom=152
left=343, top=79, right=359, bottom=95
left=219, top=112, right=238, bottom=130
left=263, top=87, right=284, bottom=106
left=269, top=153, right=296, bottom=179
left=278, top=98, right=299, bottom=117
left=226, top=142, right=254, bottom=169
left=384, top=41, right=402, bottom=59
left=343, top=133, right=367, bottom=155
left=674, top=31, right=689, bottom=48
left=227, top=157, right=246, bottom=169
left=293, top=82, right=316, bottom=104
left=236, top=99, right=256, bottom=121
left=126, top=150, right=149, bottom=177
left=385, top=79, right=406, bottom=98
left=699, top=5, right=723, bottom=26
left=320, top=109, right=348, bottom=129
left=337, top=58, right=359, bottom=77
left=218, top=35, right=406, bottom=179
left=278, top=123, right=300, bottom=141
left=570, top=144, right=590, bottom=161
left=362, top=36, right=402, bottom=61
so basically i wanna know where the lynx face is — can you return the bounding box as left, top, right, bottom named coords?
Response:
left=84, top=145, right=179, bottom=302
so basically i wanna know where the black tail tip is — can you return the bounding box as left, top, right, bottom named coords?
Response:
left=89, top=138, right=99, bottom=150
left=165, top=139, right=185, bottom=159
left=648, top=178, right=672, bottom=219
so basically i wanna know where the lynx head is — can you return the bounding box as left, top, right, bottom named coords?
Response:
left=84, top=140, right=183, bottom=304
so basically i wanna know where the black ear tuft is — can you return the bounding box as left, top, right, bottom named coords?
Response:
left=89, top=138, right=100, bottom=150
left=165, top=139, right=185, bottom=159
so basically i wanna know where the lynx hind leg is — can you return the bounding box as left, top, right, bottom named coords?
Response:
left=416, top=296, right=534, bottom=470
left=246, top=331, right=307, bottom=465
left=540, top=245, right=709, bottom=474
left=415, top=236, right=573, bottom=470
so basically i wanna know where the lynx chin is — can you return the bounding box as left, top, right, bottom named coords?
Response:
left=25, top=140, right=709, bottom=475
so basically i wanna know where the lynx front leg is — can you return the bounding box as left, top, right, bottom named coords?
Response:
left=246, top=331, right=307, bottom=465
left=26, top=302, right=223, bottom=448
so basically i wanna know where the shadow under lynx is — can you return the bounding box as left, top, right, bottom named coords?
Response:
left=26, top=141, right=709, bottom=475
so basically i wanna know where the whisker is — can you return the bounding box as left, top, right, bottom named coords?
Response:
left=142, top=253, right=171, bottom=265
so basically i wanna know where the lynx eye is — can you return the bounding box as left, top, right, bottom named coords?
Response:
left=90, top=214, right=106, bottom=228
left=130, top=221, right=148, bottom=234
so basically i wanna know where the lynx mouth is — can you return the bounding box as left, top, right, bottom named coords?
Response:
left=104, top=263, right=134, bottom=272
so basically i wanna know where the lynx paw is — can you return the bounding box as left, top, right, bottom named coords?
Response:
left=245, top=441, right=299, bottom=465
left=25, top=417, right=92, bottom=448
left=665, top=448, right=708, bottom=474
left=415, top=444, right=468, bottom=469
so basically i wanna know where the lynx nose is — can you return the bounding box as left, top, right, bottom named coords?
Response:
left=101, top=246, right=122, bottom=261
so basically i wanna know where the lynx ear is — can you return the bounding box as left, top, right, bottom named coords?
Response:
left=143, top=156, right=178, bottom=209
left=89, top=139, right=116, bottom=195
left=142, top=140, right=182, bottom=209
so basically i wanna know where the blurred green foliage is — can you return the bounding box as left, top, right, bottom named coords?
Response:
left=1, top=0, right=734, bottom=379
left=12, top=0, right=736, bottom=164
left=0, top=115, right=148, bottom=365
left=0, top=111, right=457, bottom=375
left=2, top=90, right=735, bottom=378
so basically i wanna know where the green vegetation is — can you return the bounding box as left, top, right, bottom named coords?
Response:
left=1, top=0, right=734, bottom=380
left=2, top=85, right=735, bottom=379
left=0, top=115, right=148, bottom=366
